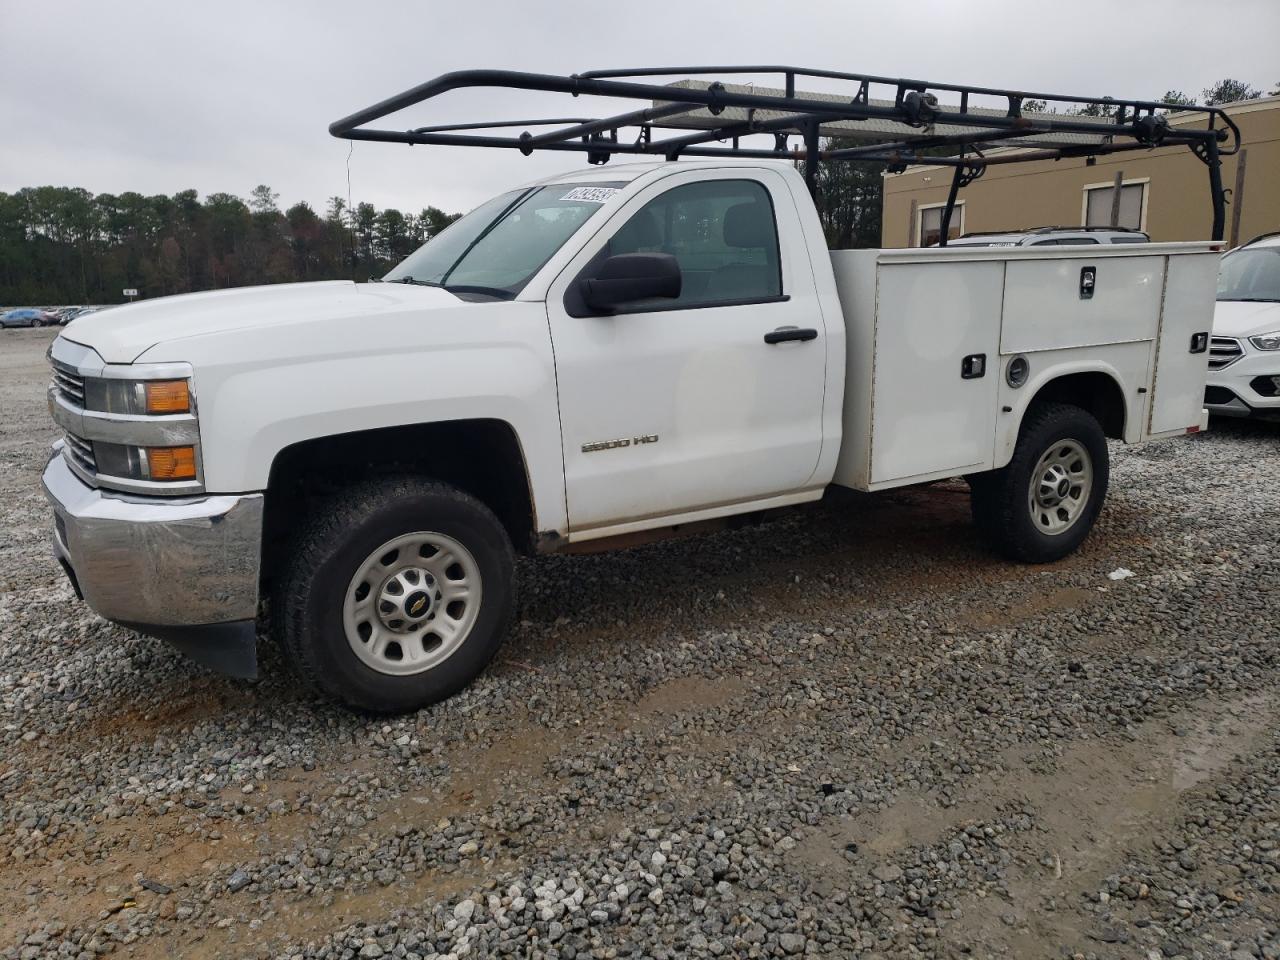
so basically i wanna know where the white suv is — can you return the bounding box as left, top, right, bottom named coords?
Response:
left=946, top=226, right=1151, bottom=248
left=1205, top=233, right=1280, bottom=421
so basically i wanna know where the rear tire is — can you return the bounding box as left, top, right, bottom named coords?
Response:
left=276, top=478, right=515, bottom=713
left=970, top=402, right=1109, bottom=563
left=31, top=319, right=44, bottom=328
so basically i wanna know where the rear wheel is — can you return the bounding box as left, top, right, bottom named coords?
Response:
left=276, top=478, right=515, bottom=713
left=970, top=402, right=1109, bottom=563
left=31, top=318, right=44, bottom=328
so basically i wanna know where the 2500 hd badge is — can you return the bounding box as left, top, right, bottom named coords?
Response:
left=581, top=434, right=659, bottom=453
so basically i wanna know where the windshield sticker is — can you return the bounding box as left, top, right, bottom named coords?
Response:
left=560, top=186, right=619, bottom=204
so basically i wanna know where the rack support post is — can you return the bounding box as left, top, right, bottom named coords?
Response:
left=1206, top=139, right=1226, bottom=242
left=803, top=120, right=820, bottom=199
left=938, top=162, right=965, bottom=248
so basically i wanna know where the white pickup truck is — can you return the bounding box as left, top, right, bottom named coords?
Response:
left=43, top=68, right=1230, bottom=712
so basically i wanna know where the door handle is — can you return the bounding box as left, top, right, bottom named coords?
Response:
left=961, top=353, right=987, bottom=379
left=763, top=326, right=818, bottom=345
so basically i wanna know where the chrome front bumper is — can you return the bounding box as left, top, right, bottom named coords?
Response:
left=42, top=446, right=264, bottom=677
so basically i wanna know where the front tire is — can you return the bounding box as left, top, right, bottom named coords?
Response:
left=276, top=478, right=515, bottom=713
left=970, top=402, right=1109, bottom=563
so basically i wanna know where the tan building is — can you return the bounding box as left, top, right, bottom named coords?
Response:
left=881, top=95, right=1279, bottom=248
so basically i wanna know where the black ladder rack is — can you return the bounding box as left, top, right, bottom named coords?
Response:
left=329, top=66, right=1241, bottom=243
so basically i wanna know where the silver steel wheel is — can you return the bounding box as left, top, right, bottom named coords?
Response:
left=1028, top=438, right=1093, bottom=536
left=342, top=531, right=482, bottom=676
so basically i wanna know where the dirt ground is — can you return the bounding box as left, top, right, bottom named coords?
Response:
left=1, top=325, right=1277, bottom=959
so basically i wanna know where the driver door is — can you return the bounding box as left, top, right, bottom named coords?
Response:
left=545, top=168, right=829, bottom=535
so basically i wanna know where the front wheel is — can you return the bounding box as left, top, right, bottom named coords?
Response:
left=969, top=402, right=1109, bottom=563
left=276, top=478, right=515, bottom=713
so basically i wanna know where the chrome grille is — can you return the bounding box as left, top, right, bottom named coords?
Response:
left=51, top=359, right=86, bottom=406
left=1208, top=337, right=1243, bottom=370
left=64, top=432, right=97, bottom=474
left=50, top=357, right=97, bottom=480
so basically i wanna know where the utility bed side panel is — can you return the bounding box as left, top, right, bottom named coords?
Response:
left=1148, top=253, right=1219, bottom=436
left=832, top=251, right=1003, bottom=490
left=867, top=262, right=1002, bottom=484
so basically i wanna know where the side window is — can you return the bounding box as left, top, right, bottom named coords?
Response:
left=1055, top=237, right=1100, bottom=245
left=1030, top=239, right=1060, bottom=246
left=607, top=179, right=781, bottom=306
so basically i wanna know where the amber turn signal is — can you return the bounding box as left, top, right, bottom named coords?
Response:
left=146, top=445, right=197, bottom=481
left=144, top=380, right=190, bottom=414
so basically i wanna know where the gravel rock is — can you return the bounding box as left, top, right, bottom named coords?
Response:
left=226, top=870, right=251, bottom=893
left=779, top=932, right=806, bottom=954
left=452, top=899, right=475, bottom=922
left=872, top=864, right=903, bottom=883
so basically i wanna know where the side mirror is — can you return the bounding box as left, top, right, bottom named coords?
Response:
left=580, top=253, right=681, bottom=312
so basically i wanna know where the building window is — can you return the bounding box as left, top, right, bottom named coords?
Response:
left=917, top=202, right=964, bottom=247
left=1083, top=181, right=1147, bottom=230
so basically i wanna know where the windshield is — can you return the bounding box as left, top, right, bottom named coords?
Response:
left=383, top=182, right=624, bottom=298
left=1217, top=247, right=1280, bottom=302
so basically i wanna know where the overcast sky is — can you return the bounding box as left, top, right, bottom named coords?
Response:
left=2, top=0, right=1276, bottom=216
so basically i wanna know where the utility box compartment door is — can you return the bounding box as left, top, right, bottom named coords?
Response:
left=869, top=261, right=1003, bottom=485
left=1001, top=256, right=1163, bottom=353
left=1148, top=253, right=1218, bottom=436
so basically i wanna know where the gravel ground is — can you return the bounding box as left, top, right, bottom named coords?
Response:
left=1, top=325, right=1277, bottom=960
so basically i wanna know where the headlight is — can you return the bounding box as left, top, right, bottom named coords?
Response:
left=49, top=347, right=202, bottom=495
left=94, top=443, right=199, bottom=482
left=84, top=378, right=191, bottom=415
left=1248, top=331, right=1280, bottom=351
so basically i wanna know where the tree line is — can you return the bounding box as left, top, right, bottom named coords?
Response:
left=0, top=184, right=460, bottom=306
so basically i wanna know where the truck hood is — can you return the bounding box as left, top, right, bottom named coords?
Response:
left=1212, top=299, right=1280, bottom=339
left=62, top=281, right=467, bottom=364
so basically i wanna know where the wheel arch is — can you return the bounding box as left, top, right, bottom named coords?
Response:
left=260, top=418, right=539, bottom=586
left=996, top=361, right=1132, bottom=470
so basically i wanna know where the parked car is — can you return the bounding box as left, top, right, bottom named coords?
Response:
left=0, top=308, right=54, bottom=328
left=1204, top=232, right=1280, bottom=420
left=946, top=226, right=1151, bottom=248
